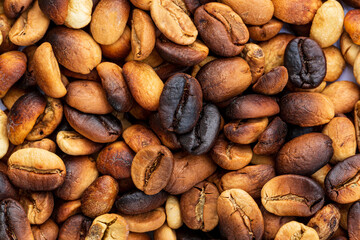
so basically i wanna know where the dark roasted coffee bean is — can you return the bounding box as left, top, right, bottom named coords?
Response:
left=179, top=103, right=221, bottom=155
left=325, top=154, right=360, bottom=204
left=0, top=198, right=34, bottom=240
left=115, top=190, right=168, bottom=215
left=0, top=172, right=18, bottom=201
left=159, top=73, right=202, bottom=134
left=286, top=124, right=321, bottom=141
left=348, top=201, right=360, bottom=240
left=284, top=37, right=326, bottom=89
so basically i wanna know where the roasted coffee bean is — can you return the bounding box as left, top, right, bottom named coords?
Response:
left=261, top=175, right=325, bottom=217
left=220, top=164, right=276, bottom=198
left=179, top=103, right=220, bottom=155
left=116, top=190, right=167, bottom=215
left=194, top=2, right=249, bottom=57
left=154, top=223, right=176, bottom=240
left=210, top=134, right=252, bottom=170
left=131, top=145, right=173, bottom=195
left=122, top=124, right=161, bottom=153
left=217, top=189, right=264, bottom=240
left=56, top=156, right=98, bottom=201
left=149, top=113, right=182, bottom=150
left=31, top=219, right=58, bottom=240
left=121, top=207, right=166, bottom=233
left=150, top=0, right=197, bottom=45
left=86, top=213, right=129, bottom=240
left=8, top=148, right=66, bottom=191
left=58, top=214, right=92, bottom=240
left=276, top=133, right=333, bottom=175
left=19, top=190, right=54, bottom=225
left=261, top=207, right=295, bottom=240
left=239, top=43, right=265, bottom=83
left=55, top=200, right=82, bottom=223
left=97, top=62, right=134, bottom=113
left=64, top=105, right=122, bottom=143
left=226, top=94, right=279, bottom=120
left=307, top=204, right=341, bottom=240
left=156, top=37, right=208, bottom=67
left=248, top=19, right=284, bottom=42
left=0, top=198, right=34, bottom=240
left=165, top=152, right=217, bottom=195
left=81, top=175, right=119, bottom=218
left=56, top=131, right=103, bottom=156
left=180, top=181, right=219, bottom=232
left=325, top=155, right=360, bottom=204
left=159, top=73, right=202, bottom=134
left=284, top=37, right=326, bottom=89
left=7, top=91, right=47, bottom=145
left=323, top=46, right=346, bottom=82
left=100, top=26, right=131, bottom=61
left=196, top=57, right=252, bottom=103
left=0, top=172, right=18, bottom=201
left=96, top=141, right=134, bottom=180
left=311, top=164, right=332, bottom=189
left=348, top=201, right=360, bottom=240
left=252, top=66, right=288, bottom=95
left=254, top=117, right=288, bottom=155
left=3, top=0, right=33, bottom=18
left=280, top=92, right=335, bottom=127
left=275, top=221, right=319, bottom=240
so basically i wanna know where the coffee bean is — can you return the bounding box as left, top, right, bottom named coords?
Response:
left=58, top=214, right=91, bottom=240
left=179, top=103, right=221, bottom=155
left=261, top=175, right=325, bottom=216
left=275, top=221, right=319, bottom=240
left=86, top=213, right=129, bottom=240
left=348, top=201, right=360, bottom=240
left=325, top=154, right=360, bottom=204
left=284, top=37, right=326, bottom=89
left=0, top=198, right=34, bottom=240
left=159, top=73, right=203, bottom=134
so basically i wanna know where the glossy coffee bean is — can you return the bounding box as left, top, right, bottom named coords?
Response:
left=131, top=145, right=174, bottom=195
left=325, top=155, right=360, bottom=204
left=0, top=198, right=34, bottom=240
left=180, top=181, right=219, bottom=232
left=284, top=37, right=326, bottom=89
left=179, top=103, right=221, bottom=155
left=58, top=214, right=91, bottom=240
left=217, top=189, right=264, bottom=240
left=276, top=133, right=333, bottom=175
left=64, top=104, right=122, bottom=143
left=115, top=190, right=168, bottom=215
left=149, top=113, right=181, bottom=150
left=261, top=175, right=325, bottom=217
left=159, top=73, right=203, bottom=134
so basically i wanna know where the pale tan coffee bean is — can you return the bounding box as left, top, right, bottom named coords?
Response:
left=65, top=0, right=93, bottom=29
left=341, top=32, right=360, bottom=66
left=154, top=223, right=176, bottom=240
left=165, top=195, right=183, bottom=230
left=275, top=221, right=319, bottom=240
left=323, top=46, right=346, bottom=82
left=0, top=110, right=9, bottom=159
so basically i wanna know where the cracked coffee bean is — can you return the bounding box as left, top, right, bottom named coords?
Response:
left=86, top=213, right=129, bottom=240
left=284, top=37, right=326, bottom=89
left=159, top=73, right=203, bottom=134
left=178, top=103, right=221, bottom=155
left=217, top=189, right=264, bottom=240
left=180, top=181, right=219, bottom=232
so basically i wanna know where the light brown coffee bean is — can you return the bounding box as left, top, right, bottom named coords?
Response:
left=100, top=26, right=131, bottom=61
left=150, top=0, right=197, bottom=45
left=55, top=200, right=82, bottom=223
left=217, top=189, right=264, bottom=240
left=341, top=32, right=360, bottom=66
left=56, top=131, right=103, bottom=156
left=180, top=181, right=219, bottom=232
left=9, top=0, right=50, bottom=46
left=122, top=124, right=161, bottom=153
left=248, top=19, right=283, bottom=42
left=345, top=9, right=360, bottom=45
left=311, top=164, right=332, bottom=189
left=19, top=190, right=54, bottom=225
left=252, top=66, right=288, bottom=95
left=275, top=221, right=319, bottom=240
left=81, top=175, right=119, bottom=218
left=261, top=175, right=325, bottom=217
left=131, top=145, right=173, bottom=195
left=307, top=204, right=341, bottom=240
left=8, top=148, right=66, bottom=191
left=90, top=0, right=130, bottom=45
left=323, top=46, right=346, bottom=82
left=31, top=219, right=58, bottom=240
left=85, top=213, right=129, bottom=240
left=322, top=117, right=356, bottom=164
left=154, top=223, right=176, bottom=240
left=121, top=207, right=166, bottom=233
